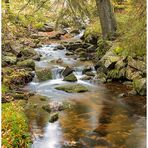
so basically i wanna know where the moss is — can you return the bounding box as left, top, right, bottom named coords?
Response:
left=55, top=84, right=88, bottom=93
left=3, top=56, right=17, bottom=65
left=2, top=101, right=31, bottom=147
left=63, top=73, right=77, bottom=82
left=21, top=48, right=37, bottom=58
left=49, top=112, right=59, bottom=123
left=2, top=84, right=9, bottom=95
left=3, top=69, right=33, bottom=87
left=133, top=78, right=146, bottom=96
left=36, top=68, right=52, bottom=81
left=113, top=46, right=124, bottom=55
left=84, top=20, right=101, bottom=39
left=17, top=59, right=35, bottom=70
left=107, top=69, right=120, bottom=79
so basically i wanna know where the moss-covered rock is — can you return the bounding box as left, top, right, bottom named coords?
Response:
left=2, top=56, right=17, bottom=66
left=42, top=105, right=51, bottom=113
left=49, top=112, right=59, bottom=123
left=107, top=69, right=120, bottom=79
left=55, top=84, right=88, bottom=93
left=126, top=66, right=142, bottom=80
left=3, top=69, right=34, bottom=87
left=85, top=72, right=95, bottom=77
left=81, top=76, right=92, bottom=80
left=128, top=56, right=146, bottom=73
left=63, top=73, right=77, bottom=82
left=17, top=59, right=35, bottom=70
left=96, top=72, right=107, bottom=83
left=36, top=68, right=52, bottom=81
left=20, top=48, right=37, bottom=58
left=75, top=48, right=85, bottom=53
left=133, top=78, right=146, bottom=96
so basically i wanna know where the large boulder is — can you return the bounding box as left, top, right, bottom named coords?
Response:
left=104, top=56, right=121, bottom=69
left=128, top=56, right=146, bottom=73
left=3, top=69, right=34, bottom=87
left=133, top=78, right=146, bottom=96
left=17, top=59, right=35, bottom=70
left=62, top=66, right=74, bottom=77
left=63, top=73, right=77, bottom=82
left=55, top=84, right=88, bottom=93
left=36, top=68, right=52, bottom=81
left=126, top=66, right=142, bottom=80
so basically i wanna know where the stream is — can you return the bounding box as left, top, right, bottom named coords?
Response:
left=24, top=34, right=146, bottom=148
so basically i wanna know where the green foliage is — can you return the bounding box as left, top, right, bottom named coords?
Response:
left=2, top=84, right=9, bottom=95
left=84, top=20, right=101, bottom=39
left=2, top=101, right=31, bottom=147
left=120, top=0, right=146, bottom=57
left=113, top=46, right=124, bottom=55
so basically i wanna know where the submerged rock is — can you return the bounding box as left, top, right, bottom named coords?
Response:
left=55, top=84, right=88, bottom=93
left=49, top=101, right=66, bottom=111
left=63, top=73, right=77, bottom=82
left=36, top=68, right=52, bottom=81
left=49, top=112, right=59, bottom=123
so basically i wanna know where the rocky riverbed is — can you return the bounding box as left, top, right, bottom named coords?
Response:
left=22, top=28, right=146, bottom=148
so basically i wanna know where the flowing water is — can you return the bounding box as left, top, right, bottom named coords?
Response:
left=25, top=37, right=146, bottom=148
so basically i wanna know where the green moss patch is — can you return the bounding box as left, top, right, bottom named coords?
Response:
left=2, top=101, right=31, bottom=147
left=55, top=84, right=88, bottom=93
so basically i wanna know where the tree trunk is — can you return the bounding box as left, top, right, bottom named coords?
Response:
left=5, top=0, right=10, bottom=13
left=95, top=0, right=117, bottom=39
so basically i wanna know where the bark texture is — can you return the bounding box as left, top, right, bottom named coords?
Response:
left=96, top=0, right=117, bottom=39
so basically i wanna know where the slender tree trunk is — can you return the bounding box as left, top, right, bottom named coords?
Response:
left=95, top=0, right=117, bottom=39
left=5, top=0, right=10, bottom=13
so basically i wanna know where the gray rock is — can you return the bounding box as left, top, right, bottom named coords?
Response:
left=133, top=78, right=146, bottom=96
left=49, top=112, right=59, bottom=123
left=62, top=66, right=74, bottom=77
left=128, top=56, right=146, bottom=73
left=81, top=75, right=92, bottom=80
left=82, top=66, right=92, bottom=74
left=96, top=72, right=107, bottom=83
left=65, top=52, right=74, bottom=56
left=126, top=66, right=142, bottom=80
